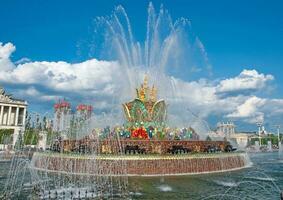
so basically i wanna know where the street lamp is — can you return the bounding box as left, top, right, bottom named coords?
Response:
left=256, top=122, right=262, bottom=146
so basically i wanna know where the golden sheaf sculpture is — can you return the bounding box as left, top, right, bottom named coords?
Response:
left=122, top=76, right=167, bottom=124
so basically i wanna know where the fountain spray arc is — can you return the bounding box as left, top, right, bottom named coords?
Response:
left=91, top=2, right=212, bottom=137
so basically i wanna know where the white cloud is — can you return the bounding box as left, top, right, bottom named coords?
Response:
left=0, top=42, right=15, bottom=59
left=226, top=96, right=266, bottom=123
left=0, top=57, right=120, bottom=95
left=217, top=69, right=274, bottom=93
left=16, top=87, right=62, bottom=102
left=0, top=42, right=16, bottom=71
left=0, top=42, right=282, bottom=130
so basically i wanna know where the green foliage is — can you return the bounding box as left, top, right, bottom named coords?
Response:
left=24, top=129, right=39, bottom=145
left=250, top=134, right=283, bottom=145
left=0, top=129, right=13, bottom=144
left=47, top=130, right=59, bottom=145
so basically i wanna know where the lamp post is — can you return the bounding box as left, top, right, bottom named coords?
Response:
left=256, top=122, right=262, bottom=146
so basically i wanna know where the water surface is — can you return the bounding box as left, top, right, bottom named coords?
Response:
left=0, top=152, right=282, bottom=199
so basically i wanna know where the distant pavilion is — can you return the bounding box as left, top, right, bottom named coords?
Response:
left=0, top=86, right=27, bottom=149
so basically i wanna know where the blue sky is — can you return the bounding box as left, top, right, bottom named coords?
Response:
left=1, top=0, right=282, bottom=79
left=0, top=0, right=283, bottom=131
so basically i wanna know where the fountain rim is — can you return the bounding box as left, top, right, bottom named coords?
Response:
left=31, top=162, right=252, bottom=178
left=31, top=152, right=252, bottom=177
left=33, top=151, right=247, bottom=160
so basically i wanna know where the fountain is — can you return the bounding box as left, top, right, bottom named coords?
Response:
left=2, top=3, right=250, bottom=199
left=254, top=141, right=260, bottom=152
left=32, top=76, right=249, bottom=177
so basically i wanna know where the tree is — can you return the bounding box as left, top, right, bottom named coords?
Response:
left=0, top=129, right=13, bottom=144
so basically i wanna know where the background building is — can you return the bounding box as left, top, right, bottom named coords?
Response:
left=229, top=132, right=256, bottom=150
left=0, top=87, right=27, bottom=149
left=76, top=104, right=93, bottom=121
left=216, top=121, right=235, bottom=137
left=53, top=100, right=93, bottom=137
left=53, top=100, right=72, bottom=132
left=209, top=121, right=257, bottom=150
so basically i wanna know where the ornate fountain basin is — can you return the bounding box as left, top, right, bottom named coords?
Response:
left=31, top=152, right=250, bottom=176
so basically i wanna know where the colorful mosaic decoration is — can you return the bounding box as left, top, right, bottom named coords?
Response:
left=122, top=76, right=167, bottom=139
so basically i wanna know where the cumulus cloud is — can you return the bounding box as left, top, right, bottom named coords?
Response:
left=217, top=69, right=274, bottom=93
left=16, top=87, right=62, bottom=102
left=0, top=42, right=16, bottom=71
left=0, top=59, right=120, bottom=94
left=0, top=42, right=15, bottom=59
left=226, top=96, right=266, bottom=123
left=165, top=73, right=280, bottom=126
left=265, top=99, right=283, bottom=115
left=0, top=42, right=282, bottom=132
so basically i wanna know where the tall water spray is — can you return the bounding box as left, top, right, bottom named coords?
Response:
left=89, top=2, right=212, bottom=137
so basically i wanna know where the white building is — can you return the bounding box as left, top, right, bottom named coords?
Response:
left=216, top=121, right=235, bottom=137
left=0, top=87, right=27, bottom=149
left=213, top=121, right=257, bottom=150
left=229, top=132, right=255, bottom=150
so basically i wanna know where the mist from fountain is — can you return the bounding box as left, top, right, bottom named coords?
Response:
left=89, top=2, right=212, bottom=138
left=254, top=141, right=260, bottom=152
left=1, top=110, right=129, bottom=199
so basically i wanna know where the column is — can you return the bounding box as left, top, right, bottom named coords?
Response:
left=15, top=107, right=19, bottom=126
left=22, top=107, right=26, bottom=127
left=0, top=105, right=3, bottom=125
left=7, top=106, right=12, bottom=125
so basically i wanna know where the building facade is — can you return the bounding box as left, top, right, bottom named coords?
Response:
left=0, top=87, right=27, bottom=149
left=216, top=121, right=235, bottom=137
left=53, top=100, right=93, bottom=134
left=211, top=121, right=256, bottom=150
left=229, top=133, right=254, bottom=150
